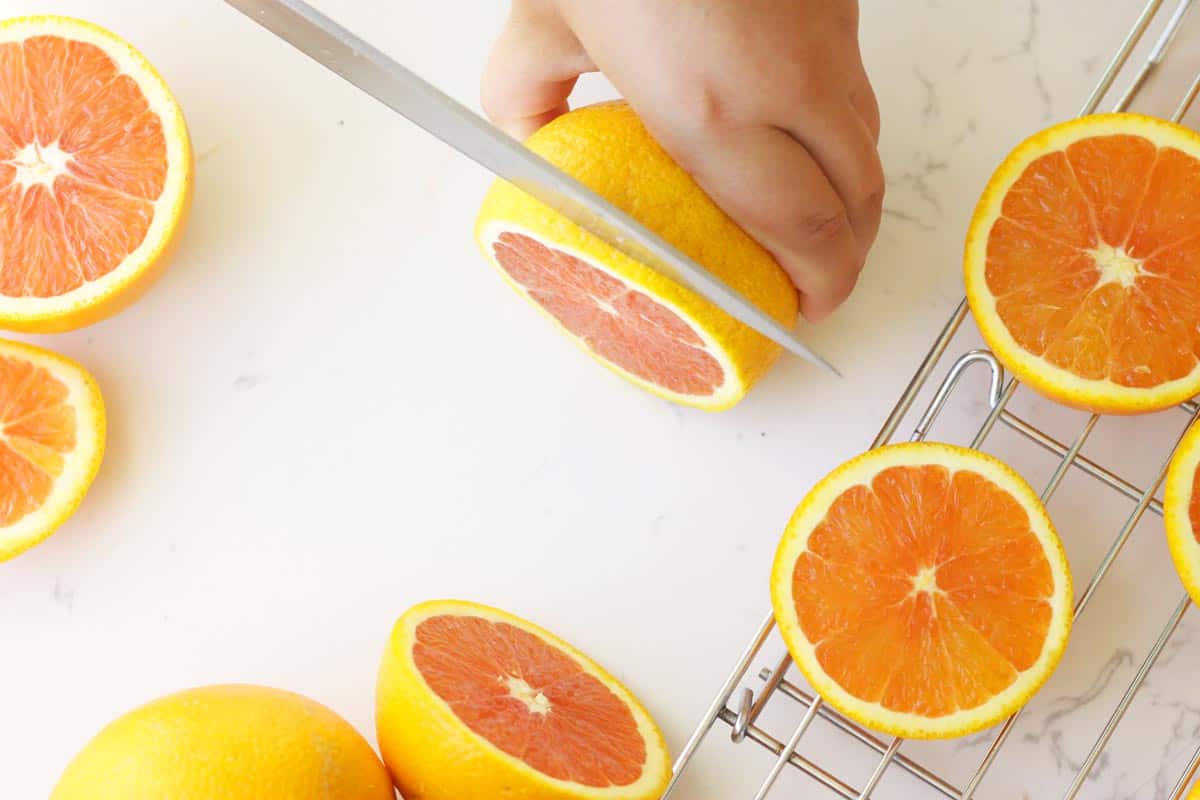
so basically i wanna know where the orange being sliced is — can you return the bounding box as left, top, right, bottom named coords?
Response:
left=376, top=599, right=671, bottom=800
left=965, top=113, right=1200, bottom=414
left=476, top=102, right=798, bottom=411
left=1164, top=421, right=1200, bottom=606
left=770, top=442, right=1072, bottom=738
left=0, top=16, right=192, bottom=332
left=0, top=338, right=104, bottom=561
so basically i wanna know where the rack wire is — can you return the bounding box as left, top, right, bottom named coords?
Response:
left=663, top=0, right=1200, bottom=797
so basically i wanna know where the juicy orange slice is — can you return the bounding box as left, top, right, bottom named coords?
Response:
left=376, top=599, right=671, bottom=800
left=0, top=16, right=192, bottom=332
left=965, top=113, right=1200, bottom=414
left=0, top=338, right=103, bottom=561
left=1164, top=421, right=1200, bottom=606
left=770, top=442, right=1072, bottom=738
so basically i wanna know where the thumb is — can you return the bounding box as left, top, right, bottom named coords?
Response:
left=481, top=3, right=594, bottom=139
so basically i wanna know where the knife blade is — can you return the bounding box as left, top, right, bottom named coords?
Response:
left=225, top=0, right=840, bottom=376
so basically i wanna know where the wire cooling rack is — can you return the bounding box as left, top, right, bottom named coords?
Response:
left=662, top=1, right=1200, bottom=797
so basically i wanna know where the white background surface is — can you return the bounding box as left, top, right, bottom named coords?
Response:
left=5, top=1, right=1200, bottom=798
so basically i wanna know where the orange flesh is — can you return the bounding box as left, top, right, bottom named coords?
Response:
left=492, top=231, right=725, bottom=395
left=987, top=134, right=1200, bottom=387
left=1190, top=466, right=1200, bottom=545
left=791, top=465, right=1055, bottom=717
left=0, top=355, right=75, bottom=525
left=0, top=35, right=165, bottom=297
left=413, top=614, right=646, bottom=788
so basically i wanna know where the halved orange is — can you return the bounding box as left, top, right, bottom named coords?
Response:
left=770, top=442, right=1072, bottom=738
left=0, top=338, right=104, bottom=561
left=965, top=113, right=1200, bottom=414
left=476, top=101, right=798, bottom=411
left=0, top=16, right=192, bottom=332
left=1164, top=421, right=1200, bottom=606
left=376, top=599, right=671, bottom=800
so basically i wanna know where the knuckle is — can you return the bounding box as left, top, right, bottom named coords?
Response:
left=794, top=208, right=851, bottom=246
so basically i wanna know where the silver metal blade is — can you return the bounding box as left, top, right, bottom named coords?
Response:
left=225, top=0, right=839, bottom=376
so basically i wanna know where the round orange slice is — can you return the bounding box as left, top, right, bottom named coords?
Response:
left=476, top=101, right=798, bottom=411
left=1164, top=421, right=1200, bottom=605
left=376, top=599, right=671, bottom=800
left=0, top=16, right=192, bottom=332
left=770, top=442, right=1072, bottom=738
left=965, top=113, right=1200, bottom=414
left=0, top=338, right=104, bottom=561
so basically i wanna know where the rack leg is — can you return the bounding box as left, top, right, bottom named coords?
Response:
left=662, top=612, right=776, bottom=799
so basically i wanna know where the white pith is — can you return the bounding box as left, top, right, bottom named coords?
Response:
left=910, top=565, right=939, bottom=595
left=1089, top=242, right=1143, bottom=289
left=8, top=141, right=73, bottom=190
left=504, top=676, right=552, bottom=716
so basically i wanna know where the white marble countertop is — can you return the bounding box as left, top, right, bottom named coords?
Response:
left=4, top=1, right=1200, bottom=798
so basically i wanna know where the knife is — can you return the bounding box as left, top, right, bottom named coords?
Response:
left=224, top=0, right=840, bottom=376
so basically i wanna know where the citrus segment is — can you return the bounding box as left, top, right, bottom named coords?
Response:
left=476, top=101, right=799, bottom=411
left=377, top=599, right=671, bottom=800
left=771, top=443, right=1072, bottom=738
left=1164, top=421, right=1200, bottom=607
left=51, top=685, right=395, bottom=800
left=0, top=338, right=103, bottom=561
left=0, top=16, right=192, bottom=332
left=965, top=113, right=1200, bottom=413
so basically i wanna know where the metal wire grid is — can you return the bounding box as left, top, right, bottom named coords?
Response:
left=661, top=0, right=1200, bottom=797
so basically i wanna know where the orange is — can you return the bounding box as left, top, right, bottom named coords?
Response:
left=965, top=113, right=1200, bottom=414
left=51, top=684, right=394, bottom=800
left=0, top=16, right=192, bottom=332
left=770, top=442, right=1073, bottom=738
left=476, top=101, right=798, bottom=411
left=0, top=338, right=103, bottom=561
left=1164, top=420, right=1200, bottom=605
left=376, top=599, right=671, bottom=800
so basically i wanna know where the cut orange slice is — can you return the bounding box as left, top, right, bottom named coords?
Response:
left=1164, top=421, right=1200, bottom=606
left=771, top=442, right=1072, bottom=738
left=0, top=338, right=104, bottom=561
left=476, top=101, right=798, bottom=411
left=0, top=16, right=192, bottom=332
left=965, top=113, right=1200, bottom=414
left=376, top=599, right=671, bottom=800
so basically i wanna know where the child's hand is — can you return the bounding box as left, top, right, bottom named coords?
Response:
left=482, top=0, right=883, bottom=321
